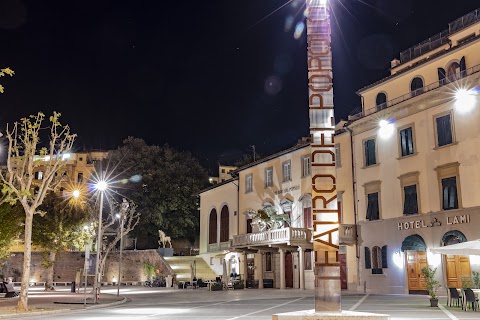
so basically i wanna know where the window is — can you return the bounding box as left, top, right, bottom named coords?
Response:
left=303, top=207, right=312, bottom=229
left=77, top=172, right=83, bottom=183
left=403, top=185, right=418, bottom=215
left=221, top=169, right=225, bottom=173
left=265, top=252, right=272, bottom=271
left=375, top=93, right=387, bottom=111
left=410, top=77, right=424, bottom=96
left=399, top=127, right=414, bottom=157
left=265, top=167, right=273, bottom=188
left=335, top=144, right=341, bottom=168
left=435, top=113, right=453, bottom=147
left=79, top=157, right=83, bottom=161
left=366, top=192, right=379, bottom=221
left=366, top=246, right=388, bottom=274
left=246, top=218, right=252, bottom=233
left=364, top=139, right=376, bottom=166
left=245, top=174, right=253, bottom=193
left=442, top=177, right=458, bottom=210
left=282, top=160, right=291, bottom=182
left=447, top=62, right=461, bottom=81
left=301, top=155, right=311, bottom=177
left=305, top=250, right=313, bottom=270
left=220, top=206, right=229, bottom=242
left=35, top=171, right=44, bottom=180
left=209, top=209, right=217, bottom=244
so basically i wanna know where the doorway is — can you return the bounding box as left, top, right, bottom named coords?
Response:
left=339, top=253, right=347, bottom=290
left=406, top=251, right=428, bottom=293
left=246, top=254, right=255, bottom=288
left=285, top=251, right=293, bottom=288
left=445, top=255, right=471, bottom=288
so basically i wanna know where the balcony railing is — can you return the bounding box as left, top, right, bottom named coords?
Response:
left=350, top=62, right=480, bottom=120
left=231, top=227, right=312, bottom=248
left=399, top=8, right=480, bottom=64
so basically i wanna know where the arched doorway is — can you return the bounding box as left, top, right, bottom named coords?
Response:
left=402, top=234, right=428, bottom=293
left=443, top=230, right=470, bottom=288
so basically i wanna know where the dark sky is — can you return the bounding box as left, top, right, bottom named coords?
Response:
left=0, top=0, right=479, bottom=172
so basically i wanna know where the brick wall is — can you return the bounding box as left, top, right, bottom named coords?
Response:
left=0, top=249, right=173, bottom=283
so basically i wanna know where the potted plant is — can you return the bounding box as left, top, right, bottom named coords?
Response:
left=211, top=282, right=222, bottom=291
left=233, top=280, right=244, bottom=290
left=421, top=266, right=441, bottom=307
left=473, top=271, right=480, bottom=289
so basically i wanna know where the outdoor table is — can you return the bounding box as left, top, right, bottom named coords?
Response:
left=458, top=288, right=480, bottom=310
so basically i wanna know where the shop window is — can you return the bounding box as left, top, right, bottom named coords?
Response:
left=442, top=177, right=458, bottom=210
left=375, top=93, right=387, bottom=111
left=399, top=127, right=414, bottom=157
left=366, top=192, right=379, bottom=221
left=364, top=138, right=376, bottom=166
left=403, top=185, right=418, bottom=215
left=435, top=113, right=453, bottom=147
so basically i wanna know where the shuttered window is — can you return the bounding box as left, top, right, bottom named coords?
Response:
left=366, top=192, right=379, bottom=221
left=400, top=127, right=414, bottom=156
left=209, top=209, right=217, bottom=244
left=436, top=114, right=453, bottom=147
left=364, top=139, right=376, bottom=166
left=403, top=185, right=418, bottom=215
left=442, top=177, right=458, bottom=210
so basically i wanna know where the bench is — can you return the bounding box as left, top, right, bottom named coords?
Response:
left=0, top=282, right=20, bottom=298
left=263, top=279, right=274, bottom=288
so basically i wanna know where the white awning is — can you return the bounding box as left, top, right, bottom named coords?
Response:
left=431, top=239, right=480, bottom=256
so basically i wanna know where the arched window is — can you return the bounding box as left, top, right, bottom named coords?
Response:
left=220, top=205, right=229, bottom=242
left=375, top=93, right=387, bottom=111
left=301, top=194, right=312, bottom=229
left=447, top=62, right=461, bottom=82
left=410, top=77, right=424, bottom=96
left=209, top=209, right=217, bottom=244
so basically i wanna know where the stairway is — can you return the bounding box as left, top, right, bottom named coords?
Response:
left=163, top=256, right=218, bottom=282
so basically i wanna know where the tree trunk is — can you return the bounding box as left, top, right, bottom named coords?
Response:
left=17, top=211, right=33, bottom=312
left=44, top=251, right=56, bottom=291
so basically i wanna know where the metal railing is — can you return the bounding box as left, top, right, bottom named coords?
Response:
left=231, top=227, right=312, bottom=248
left=350, top=62, right=480, bottom=119
left=399, top=8, right=479, bottom=64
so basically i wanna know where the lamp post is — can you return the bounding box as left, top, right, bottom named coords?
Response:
left=116, top=199, right=129, bottom=297
left=82, top=225, right=90, bottom=308
left=93, top=181, right=107, bottom=304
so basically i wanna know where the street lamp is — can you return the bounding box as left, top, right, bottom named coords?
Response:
left=83, top=225, right=90, bottom=307
left=73, top=189, right=81, bottom=199
left=93, top=180, right=108, bottom=304
left=116, top=199, right=129, bottom=297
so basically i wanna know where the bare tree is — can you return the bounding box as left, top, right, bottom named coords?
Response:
left=0, top=112, right=76, bottom=312
left=98, top=199, right=140, bottom=288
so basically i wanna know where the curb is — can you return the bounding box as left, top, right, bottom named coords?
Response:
left=0, top=296, right=128, bottom=318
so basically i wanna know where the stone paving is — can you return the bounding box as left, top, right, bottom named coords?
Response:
left=3, top=286, right=480, bottom=319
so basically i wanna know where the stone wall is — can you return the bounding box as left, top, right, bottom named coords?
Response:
left=0, top=249, right=173, bottom=284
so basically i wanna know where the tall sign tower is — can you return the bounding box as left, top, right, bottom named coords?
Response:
left=306, top=0, right=341, bottom=313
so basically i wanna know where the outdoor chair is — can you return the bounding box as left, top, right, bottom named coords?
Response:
left=448, top=288, right=462, bottom=308
left=463, top=289, right=479, bottom=311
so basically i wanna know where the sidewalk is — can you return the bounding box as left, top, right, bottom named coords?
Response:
left=0, top=286, right=126, bottom=318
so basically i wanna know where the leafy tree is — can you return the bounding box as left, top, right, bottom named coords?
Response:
left=107, top=137, right=209, bottom=248
left=0, top=112, right=76, bottom=312
left=32, top=193, right=92, bottom=291
left=0, top=203, right=24, bottom=262
left=0, top=67, right=14, bottom=93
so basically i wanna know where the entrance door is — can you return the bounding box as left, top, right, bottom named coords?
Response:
left=246, top=254, right=255, bottom=288
left=285, top=252, right=293, bottom=288
left=446, top=255, right=471, bottom=288
left=339, top=253, right=347, bottom=290
left=406, top=251, right=428, bottom=293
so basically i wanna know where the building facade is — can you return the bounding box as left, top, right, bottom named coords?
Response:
left=337, top=9, right=480, bottom=294
left=199, top=142, right=318, bottom=289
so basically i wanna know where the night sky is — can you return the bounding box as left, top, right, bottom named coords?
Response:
left=0, top=0, right=479, bottom=172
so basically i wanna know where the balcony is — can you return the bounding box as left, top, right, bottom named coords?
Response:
left=207, top=241, right=230, bottom=253
left=231, top=227, right=312, bottom=249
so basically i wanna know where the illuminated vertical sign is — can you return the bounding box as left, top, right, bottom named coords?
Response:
left=306, top=0, right=341, bottom=313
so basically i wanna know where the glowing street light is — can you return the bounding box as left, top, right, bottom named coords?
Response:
left=93, top=180, right=108, bottom=304
left=72, top=189, right=81, bottom=199
left=378, top=119, right=395, bottom=139
left=455, top=88, right=476, bottom=113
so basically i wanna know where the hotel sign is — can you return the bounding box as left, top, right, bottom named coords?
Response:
left=274, top=185, right=300, bottom=195
left=397, top=214, right=470, bottom=231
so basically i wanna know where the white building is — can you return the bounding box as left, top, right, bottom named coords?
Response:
left=337, top=8, right=480, bottom=294
left=198, top=141, right=317, bottom=289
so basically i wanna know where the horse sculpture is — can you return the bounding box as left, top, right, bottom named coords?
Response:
left=158, top=230, right=172, bottom=248
left=246, top=207, right=291, bottom=232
